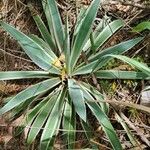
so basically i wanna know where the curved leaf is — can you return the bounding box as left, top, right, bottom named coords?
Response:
left=68, top=79, right=86, bottom=122
left=29, top=5, right=56, bottom=51
left=70, top=0, right=101, bottom=70
left=83, top=19, right=124, bottom=52
left=40, top=88, right=66, bottom=149
left=0, top=21, right=59, bottom=74
left=86, top=101, right=122, bottom=150
left=132, top=21, right=150, bottom=32
left=108, top=55, right=150, bottom=76
left=89, top=37, right=143, bottom=62
left=95, top=70, right=150, bottom=80
left=74, top=37, right=143, bottom=75
left=0, top=78, right=61, bottom=115
left=27, top=94, right=56, bottom=144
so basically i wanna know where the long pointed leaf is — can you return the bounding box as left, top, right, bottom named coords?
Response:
left=63, top=97, right=76, bottom=149
left=29, top=34, right=57, bottom=59
left=0, top=78, right=60, bottom=115
left=83, top=19, right=124, bottom=52
left=95, top=70, right=150, bottom=80
left=40, top=88, right=66, bottom=149
left=108, top=55, right=150, bottom=76
left=70, top=0, right=101, bottom=70
left=29, top=5, right=56, bottom=50
left=68, top=79, right=86, bottom=122
left=0, top=71, right=50, bottom=80
left=89, top=37, right=143, bottom=61
left=74, top=37, right=143, bottom=75
left=0, top=21, right=59, bottom=73
left=64, top=13, right=70, bottom=74
left=46, top=0, right=65, bottom=52
left=27, top=95, right=56, bottom=144
left=86, top=101, right=122, bottom=150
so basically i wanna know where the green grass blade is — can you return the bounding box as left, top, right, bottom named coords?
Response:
left=95, top=70, right=150, bottom=80
left=86, top=101, right=122, bottom=150
left=0, top=78, right=60, bottom=115
left=46, top=0, right=65, bottom=52
left=0, top=21, right=59, bottom=73
left=132, top=21, right=150, bottom=32
left=0, top=71, right=50, bottom=80
left=27, top=95, right=56, bottom=144
left=108, top=55, right=150, bottom=76
left=29, top=6, right=56, bottom=50
left=68, top=79, right=86, bottom=122
left=70, top=0, right=101, bottom=70
left=40, top=88, right=66, bottom=149
left=63, top=97, right=76, bottom=149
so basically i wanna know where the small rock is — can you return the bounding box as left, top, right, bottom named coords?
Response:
left=141, top=88, right=150, bottom=107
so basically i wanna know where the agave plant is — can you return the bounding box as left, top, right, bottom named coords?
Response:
left=0, top=0, right=150, bottom=149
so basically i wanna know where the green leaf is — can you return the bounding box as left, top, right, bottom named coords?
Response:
left=107, top=55, right=150, bottom=76
left=63, top=97, right=76, bottom=149
left=83, top=19, right=124, bottom=52
left=115, top=112, right=138, bottom=147
left=40, top=88, right=66, bottom=149
left=70, top=0, right=101, bottom=70
left=86, top=101, right=122, bottom=150
left=10, top=96, right=36, bottom=120
left=89, top=37, right=143, bottom=61
left=93, top=20, right=124, bottom=51
left=46, top=0, right=65, bottom=52
left=95, top=70, right=150, bottom=80
left=29, top=6, right=56, bottom=50
left=42, top=0, right=55, bottom=43
left=80, top=82, right=109, bottom=115
left=0, top=78, right=61, bottom=115
left=26, top=97, right=49, bottom=124
left=0, top=21, right=59, bottom=74
left=29, top=34, right=57, bottom=59
left=64, top=13, right=71, bottom=74
left=72, top=7, right=87, bottom=39
left=132, top=21, right=150, bottom=32
left=0, top=71, right=50, bottom=80
left=74, top=37, right=143, bottom=75
left=27, top=95, right=56, bottom=144
left=68, top=79, right=86, bottom=122
left=81, top=120, right=98, bottom=149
